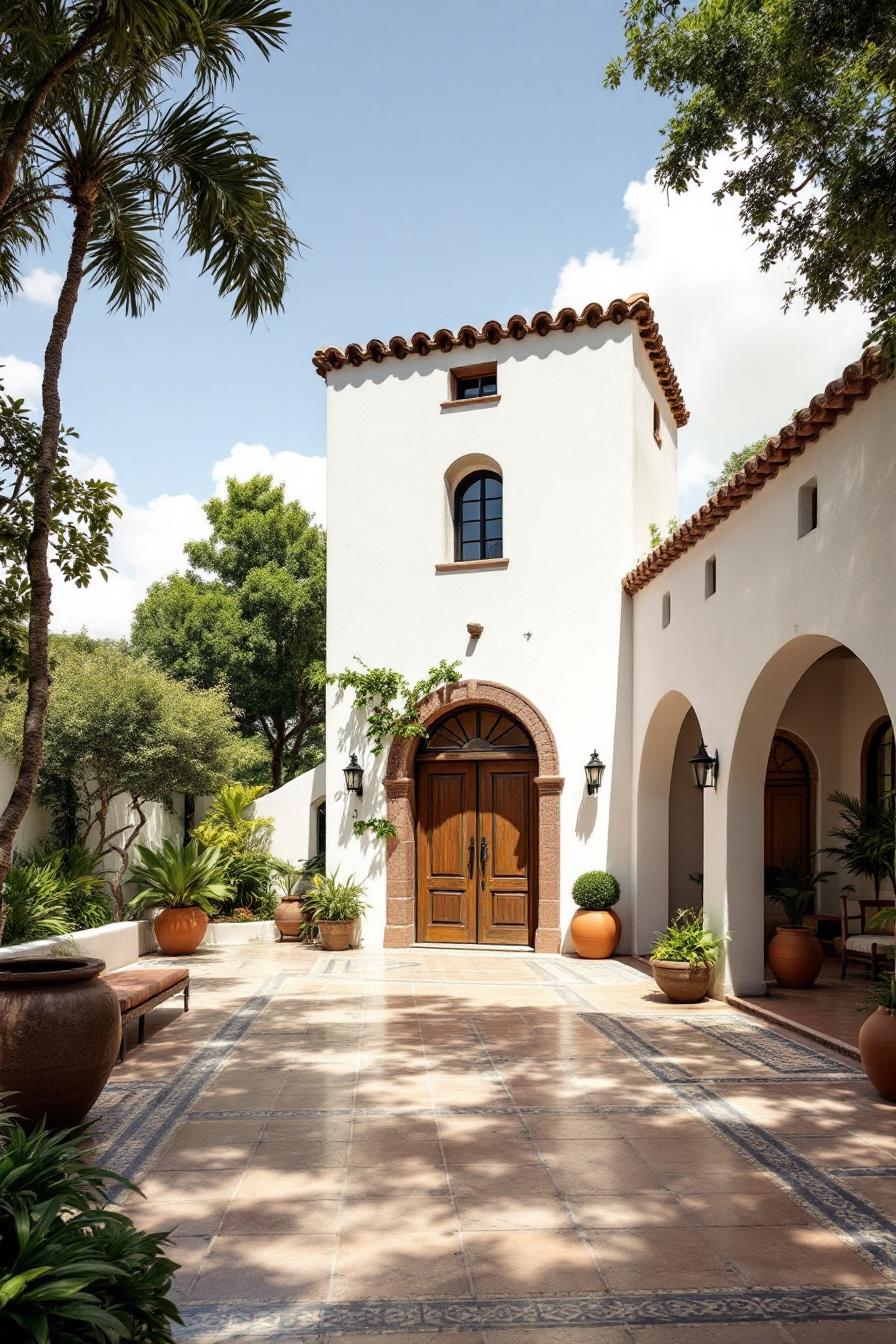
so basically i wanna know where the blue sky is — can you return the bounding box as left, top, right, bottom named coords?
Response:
left=4, top=2, right=867, bottom=636
left=7, top=3, right=666, bottom=501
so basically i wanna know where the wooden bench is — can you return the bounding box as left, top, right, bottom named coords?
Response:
left=104, top=966, right=190, bottom=1062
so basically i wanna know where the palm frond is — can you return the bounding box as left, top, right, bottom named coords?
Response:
left=85, top=177, right=167, bottom=315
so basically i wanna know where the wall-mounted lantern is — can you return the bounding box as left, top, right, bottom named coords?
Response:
left=689, top=742, right=718, bottom=791
left=343, top=753, right=364, bottom=798
left=584, top=750, right=606, bottom=795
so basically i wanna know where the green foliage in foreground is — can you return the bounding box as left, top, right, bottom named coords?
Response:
left=0, top=1108, right=180, bottom=1341
left=0, top=845, right=110, bottom=947
left=651, top=908, right=728, bottom=967
left=608, top=1, right=896, bottom=362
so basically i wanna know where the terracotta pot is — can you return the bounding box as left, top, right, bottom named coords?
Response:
left=317, top=919, right=353, bottom=952
left=0, top=957, right=120, bottom=1127
left=153, top=906, right=208, bottom=956
left=570, top=908, right=621, bottom=959
left=858, top=1007, right=896, bottom=1101
left=651, top=959, right=713, bottom=1003
left=274, top=897, right=304, bottom=940
left=767, top=926, right=824, bottom=989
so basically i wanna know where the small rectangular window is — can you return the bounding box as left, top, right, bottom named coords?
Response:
left=451, top=363, right=498, bottom=402
left=705, top=556, right=716, bottom=599
left=798, top=479, right=818, bottom=538
left=661, top=592, right=671, bottom=628
left=653, top=400, right=662, bottom=447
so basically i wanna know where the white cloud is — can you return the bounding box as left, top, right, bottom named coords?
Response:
left=212, top=441, right=326, bottom=524
left=0, top=353, right=42, bottom=409
left=552, top=156, right=868, bottom=516
left=21, top=267, right=63, bottom=307
left=49, top=441, right=325, bottom=639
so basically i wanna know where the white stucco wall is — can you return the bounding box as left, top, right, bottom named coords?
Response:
left=0, top=759, right=52, bottom=853
left=631, top=378, right=896, bottom=993
left=251, top=762, right=326, bottom=868
left=324, top=320, right=678, bottom=949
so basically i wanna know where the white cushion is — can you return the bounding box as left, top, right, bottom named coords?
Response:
left=845, top=934, right=896, bottom=953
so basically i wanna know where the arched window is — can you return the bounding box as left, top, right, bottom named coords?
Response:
left=866, top=719, right=895, bottom=806
left=454, top=470, right=502, bottom=562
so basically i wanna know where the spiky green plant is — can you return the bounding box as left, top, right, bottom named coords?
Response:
left=304, top=870, right=369, bottom=924
left=0, top=1106, right=180, bottom=1340
left=820, top=792, right=896, bottom=899
left=0, top=860, right=71, bottom=946
left=126, top=839, right=230, bottom=915
left=765, top=867, right=834, bottom=929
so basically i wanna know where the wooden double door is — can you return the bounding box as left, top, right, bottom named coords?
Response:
left=416, top=758, right=536, bottom=946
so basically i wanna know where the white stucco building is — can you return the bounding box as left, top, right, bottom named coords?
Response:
left=314, top=295, right=894, bottom=993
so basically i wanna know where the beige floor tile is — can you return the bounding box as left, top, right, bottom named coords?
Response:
left=330, top=1227, right=470, bottom=1301
left=594, top=1226, right=743, bottom=1291
left=702, top=1223, right=886, bottom=1286
left=455, top=1194, right=573, bottom=1231
left=785, top=1322, right=896, bottom=1343
left=464, top=1228, right=603, bottom=1295
left=188, top=1233, right=335, bottom=1303
left=568, top=1190, right=687, bottom=1228
left=632, top=1327, right=786, bottom=1343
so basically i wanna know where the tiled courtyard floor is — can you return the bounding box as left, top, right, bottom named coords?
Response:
left=89, top=945, right=896, bottom=1343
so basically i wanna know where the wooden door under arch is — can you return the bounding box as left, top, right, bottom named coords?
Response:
left=764, top=734, right=812, bottom=877
left=415, top=708, right=537, bottom=946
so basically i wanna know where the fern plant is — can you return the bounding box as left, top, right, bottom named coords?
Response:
left=651, top=909, right=727, bottom=967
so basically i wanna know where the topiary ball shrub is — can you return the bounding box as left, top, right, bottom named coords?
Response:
left=572, top=871, right=620, bottom=911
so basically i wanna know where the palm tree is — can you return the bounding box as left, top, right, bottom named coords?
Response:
left=820, top=791, right=896, bottom=900
left=0, top=2, right=290, bottom=211
left=0, top=31, right=297, bottom=922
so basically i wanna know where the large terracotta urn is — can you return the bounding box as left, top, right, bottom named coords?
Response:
left=0, top=957, right=120, bottom=1126
left=154, top=906, right=208, bottom=956
left=767, top=926, right=824, bottom=989
left=858, top=1008, right=896, bottom=1101
left=570, top=909, right=621, bottom=959
left=651, top=959, right=713, bottom=1003
left=274, top=896, right=304, bottom=940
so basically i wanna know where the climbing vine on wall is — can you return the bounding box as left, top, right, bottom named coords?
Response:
left=326, top=657, right=462, bottom=757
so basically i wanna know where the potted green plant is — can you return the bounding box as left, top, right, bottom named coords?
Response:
left=274, top=854, right=325, bottom=941
left=650, top=908, right=727, bottom=1002
left=821, top=792, right=896, bottom=901
left=765, top=867, right=832, bottom=988
left=305, top=870, right=369, bottom=952
left=127, top=840, right=230, bottom=955
left=570, top=871, right=621, bottom=959
left=857, top=905, right=896, bottom=1100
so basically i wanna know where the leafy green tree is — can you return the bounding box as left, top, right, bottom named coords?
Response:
left=0, top=11, right=296, bottom=893
left=133, top=476, right=326, bottom=789
left=706, top=437, right=769, bottom=498
left=0, top=2, right=290, bottom=211
left=0, top=635, right=256, bottom=922
left=0, top=380, right=118, bottom=676
left=608, top=2, right=896, bottom=358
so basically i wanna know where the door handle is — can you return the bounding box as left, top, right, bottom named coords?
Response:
left=467, top=837, right=475, bottom=878
left=480, top=836, right=487, bottom=871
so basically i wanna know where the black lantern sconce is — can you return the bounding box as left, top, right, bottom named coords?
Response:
left=689, top=742, right=718, bottom=791
left=342, top=753, right=364, bottom=798
left=584, top=750, right=606, bottom=795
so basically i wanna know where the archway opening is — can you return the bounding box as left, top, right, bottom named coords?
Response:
left=635, top=691, right=706, bottom=953
left=727, top=636, right=895, bottom=993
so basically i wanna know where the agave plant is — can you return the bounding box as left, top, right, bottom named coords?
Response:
left=126, top=840, right=231, bottom=916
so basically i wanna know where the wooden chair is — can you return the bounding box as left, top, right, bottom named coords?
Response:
left=840, top=895, right=896, bottom=980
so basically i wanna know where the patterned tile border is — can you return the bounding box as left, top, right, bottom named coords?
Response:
left=581, top=1011, right=896, bottom=1280
left=191, top=1102, right=683, bottom=1121
left=831, top=1167, right=896, bottom=1179
left=685, top=1016, right=860, bottom=1075
left=95, top=971, right=289, bottom=1198
left=178, top=1286, right=896, bottom=1339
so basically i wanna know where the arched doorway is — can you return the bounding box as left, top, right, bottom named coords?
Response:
left=764, top=734, right=813, bottom=876
left=415, top=708, right=536, bottom=945
left=383, top=680, right=563, bottom=951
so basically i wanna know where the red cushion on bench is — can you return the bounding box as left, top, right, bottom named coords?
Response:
left=104, top=967, right=188, bottom=1013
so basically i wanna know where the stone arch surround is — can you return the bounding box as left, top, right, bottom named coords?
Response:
left=383, top=680, right=564, bottom=951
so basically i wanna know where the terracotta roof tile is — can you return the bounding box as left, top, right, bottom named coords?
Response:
left=312, top=294, right=689, bottom=427
left=621, top=348, right=883, bottom=595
